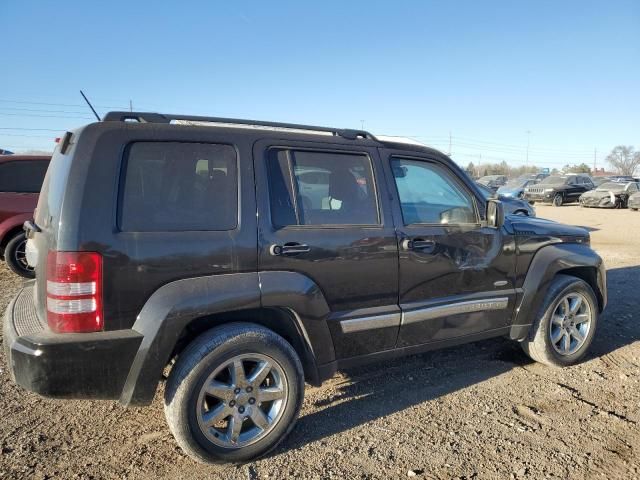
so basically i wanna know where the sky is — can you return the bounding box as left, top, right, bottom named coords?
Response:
left=1, top=0, right=638, bottom=170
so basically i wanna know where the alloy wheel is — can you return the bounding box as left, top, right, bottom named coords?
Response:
left=196, top=353, right=288, bottom=448
left=549, top=292, right=592, bottom=356
left=13, top=238, right=33, bottom=273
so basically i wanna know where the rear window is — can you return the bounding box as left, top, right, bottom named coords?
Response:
left=119, top=142, right=238, bottom=232
left=0, top=160, right=49, bottom=193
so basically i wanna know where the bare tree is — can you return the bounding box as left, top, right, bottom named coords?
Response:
left=606, top=146, right=640, bottom=176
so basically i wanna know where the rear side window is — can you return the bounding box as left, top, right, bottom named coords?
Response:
left=0, top=160, right=49, bottom=193
left=119, top=142, right=238, bottom=231
left=267, top=149, right=379, bottom=227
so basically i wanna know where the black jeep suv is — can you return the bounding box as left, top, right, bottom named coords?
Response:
left=524, top=174, right=595, bottom=206
left=4, top=112, right=607, bottom=464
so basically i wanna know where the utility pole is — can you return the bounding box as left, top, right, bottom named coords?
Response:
left=129, top=100, right=133, bottom=112
left=525, top=130, right=531, bottom=166
left=360, top=120, right=365, bottom=130
left=448, top=131, right=452, bottom=156
left=593, top=148, right=597, bottom=173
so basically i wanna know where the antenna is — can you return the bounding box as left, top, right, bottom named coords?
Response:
left=79, top=90, right=101, bottom=121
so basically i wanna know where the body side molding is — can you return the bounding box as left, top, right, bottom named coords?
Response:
left=402, top=297, right=509, bottom=326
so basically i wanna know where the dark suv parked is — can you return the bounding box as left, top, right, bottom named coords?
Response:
left=0, top=155, right=50, bottom=277
left=4, top=113, right=607, bottom=464
left=524, top=174, right=594, bottom=206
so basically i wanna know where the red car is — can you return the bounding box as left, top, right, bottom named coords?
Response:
left=0, top=155, right=50, bottom=277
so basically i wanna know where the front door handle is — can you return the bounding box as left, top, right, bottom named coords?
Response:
left=402, top=238, right=436, bottom=253
left=270, top=242, right=311, bottom=256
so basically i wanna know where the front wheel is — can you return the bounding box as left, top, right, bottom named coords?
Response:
left=521, top=275, right=598, bottom=367
left=5, top=232, right=35, bottom=278
left=164, top=323, right=304, bottom=464
left=552, top=194, right=564, bottom=207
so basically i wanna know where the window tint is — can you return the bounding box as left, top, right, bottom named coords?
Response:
left=0, top=160, right=49, bottom=193
left=119, top=142, right=237, bottom=231
left=268, top=149, right=379, bottom=226
left=391, top=158, right=477, bottom=225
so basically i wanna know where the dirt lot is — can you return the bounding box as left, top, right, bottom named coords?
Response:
left=1, top=205, right=639, bottom=480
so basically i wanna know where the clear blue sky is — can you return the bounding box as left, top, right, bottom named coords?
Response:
left=1, top=0, right=638, bottom=170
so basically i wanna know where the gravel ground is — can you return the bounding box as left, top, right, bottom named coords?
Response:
left=1, top=205, right=639, bottom=479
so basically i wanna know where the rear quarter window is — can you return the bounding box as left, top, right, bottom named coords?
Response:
left=119, top=142, right=238, bottom=232
left=0, top=160, right=49, bottom=193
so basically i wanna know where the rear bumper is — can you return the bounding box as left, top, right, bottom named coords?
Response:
left=3, top=286, right=142, bottom=400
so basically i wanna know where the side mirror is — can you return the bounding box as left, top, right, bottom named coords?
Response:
left=486, top=199, right=505, bottom=228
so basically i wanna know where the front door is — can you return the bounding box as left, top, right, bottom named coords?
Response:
left=254, top=139, right=399, bottom=359
left=380, top=149, right=517, bottom=347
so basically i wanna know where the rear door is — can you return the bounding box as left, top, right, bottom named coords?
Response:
left=565, top=176, right=582, bottom=201
left=380, top=148, right=517, bottom=347
left=254, top=139, right=399, bottom=359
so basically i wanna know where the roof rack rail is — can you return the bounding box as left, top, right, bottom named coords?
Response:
left=102, top=111, right=376, bottom=141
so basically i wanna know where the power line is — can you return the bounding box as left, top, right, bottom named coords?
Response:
left=0, top=111, right=93, bottom=119
left=0, top=106, right=93, bottom=115
left=0, top=127, right=63, bottom=131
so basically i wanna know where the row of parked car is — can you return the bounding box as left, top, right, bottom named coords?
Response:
left=0, top=154, right=50, bottom=278
left=477, top=173, right=640, bottom=210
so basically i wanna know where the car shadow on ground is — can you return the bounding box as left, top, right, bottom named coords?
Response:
left=273, top=265, right=639, bottom=455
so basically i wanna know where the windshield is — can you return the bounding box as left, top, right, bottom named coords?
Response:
left=503, top=179, right=527, bottom=188
left=478, top=176, right=496, bottom=182
left=540, top=176, right=566, bottom=185
left=597, top=182, right=625, bottom=191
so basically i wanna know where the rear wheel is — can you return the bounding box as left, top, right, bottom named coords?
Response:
left=164, top=323, right=304, bottom=464
left=552, top=194, right=563, bottom=207
left=521, top=274, right=598, bottom=367
left=5, top=232, right=34, bottom=278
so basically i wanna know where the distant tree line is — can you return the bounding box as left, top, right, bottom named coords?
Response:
left=465, top=145, right=639, bottom=178
left=606, top=146, right=640, bottom=176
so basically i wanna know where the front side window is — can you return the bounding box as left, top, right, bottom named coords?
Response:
left=0, top=160, right=49, bottom=193
left=119, top=142, right=237, bottom=231
left=268, top=149, right=379, bottom=226
left=391, top=158, right=477, bottom=225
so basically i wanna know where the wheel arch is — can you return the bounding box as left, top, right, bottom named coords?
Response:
left=170, top=307, right=321, bottom=388
left=510, top=243, right=607, bottom=341
left=119, top=271, right=336, bottom=407
left=0, top=220, right=29, bottom=258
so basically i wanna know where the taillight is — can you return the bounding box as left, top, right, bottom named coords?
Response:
left=46, top=251, right=103, bottom=333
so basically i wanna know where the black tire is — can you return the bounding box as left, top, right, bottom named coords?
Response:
left=520, top=274, right=598, bottom=367
left=528, top=201, right=535, bottom=205
left=631, top=208, right=638, bottom=211
left=5, top=232, right=34, bottom=278
left=552, top=194, right=563, bottom=207
left=513, top=209, right=529, bottom=216
left=164, top=323, right=304, bottom=464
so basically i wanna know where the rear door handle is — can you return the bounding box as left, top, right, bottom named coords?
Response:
left=402, top=238, right=436, bottom=253
left=270, top=243, right=311, bottom=256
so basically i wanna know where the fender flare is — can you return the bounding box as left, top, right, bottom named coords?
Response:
left=119, top=271, right=336, bottom=406
left=0, top=214, right=32, bottom=253
left=510, top=243, right=606, bottom=341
